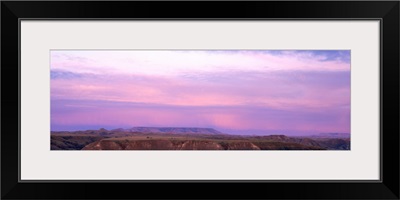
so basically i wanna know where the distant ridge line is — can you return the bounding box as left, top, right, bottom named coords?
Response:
left=112, top=126, right=224, bottom=135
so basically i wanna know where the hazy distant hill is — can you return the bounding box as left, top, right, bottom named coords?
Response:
left=310, top=133, right=350, bottom=138
left=112, top=127, right=224, bottom=135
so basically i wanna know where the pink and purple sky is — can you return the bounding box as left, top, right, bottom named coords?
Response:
left=51, top=50, right=350, bottom=135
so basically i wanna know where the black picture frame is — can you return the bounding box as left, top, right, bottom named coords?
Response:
left=1, top=1, right=399, bottom=199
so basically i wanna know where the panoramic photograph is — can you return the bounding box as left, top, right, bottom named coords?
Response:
left=50, top=50, right=350, bottom=150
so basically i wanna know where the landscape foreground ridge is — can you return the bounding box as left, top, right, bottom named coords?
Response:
left=51, top=127, right=350, bottom=150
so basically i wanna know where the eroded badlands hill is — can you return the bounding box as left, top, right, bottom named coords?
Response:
left=51, top=127, right=350, bottom=150
left=81, top=138, right=325, bottom=150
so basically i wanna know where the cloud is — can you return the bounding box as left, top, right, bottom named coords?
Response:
left=51, top=69, right=349, bottom=111
left=50, top=50, right=351, bottom=134
left=51, top=50, right=350, bottom=77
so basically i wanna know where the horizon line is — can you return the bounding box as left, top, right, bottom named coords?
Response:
left=50, top=126, right=350, bottom=135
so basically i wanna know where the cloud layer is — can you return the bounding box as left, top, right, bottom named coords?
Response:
left=51, top=50, right=350, bottom=135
